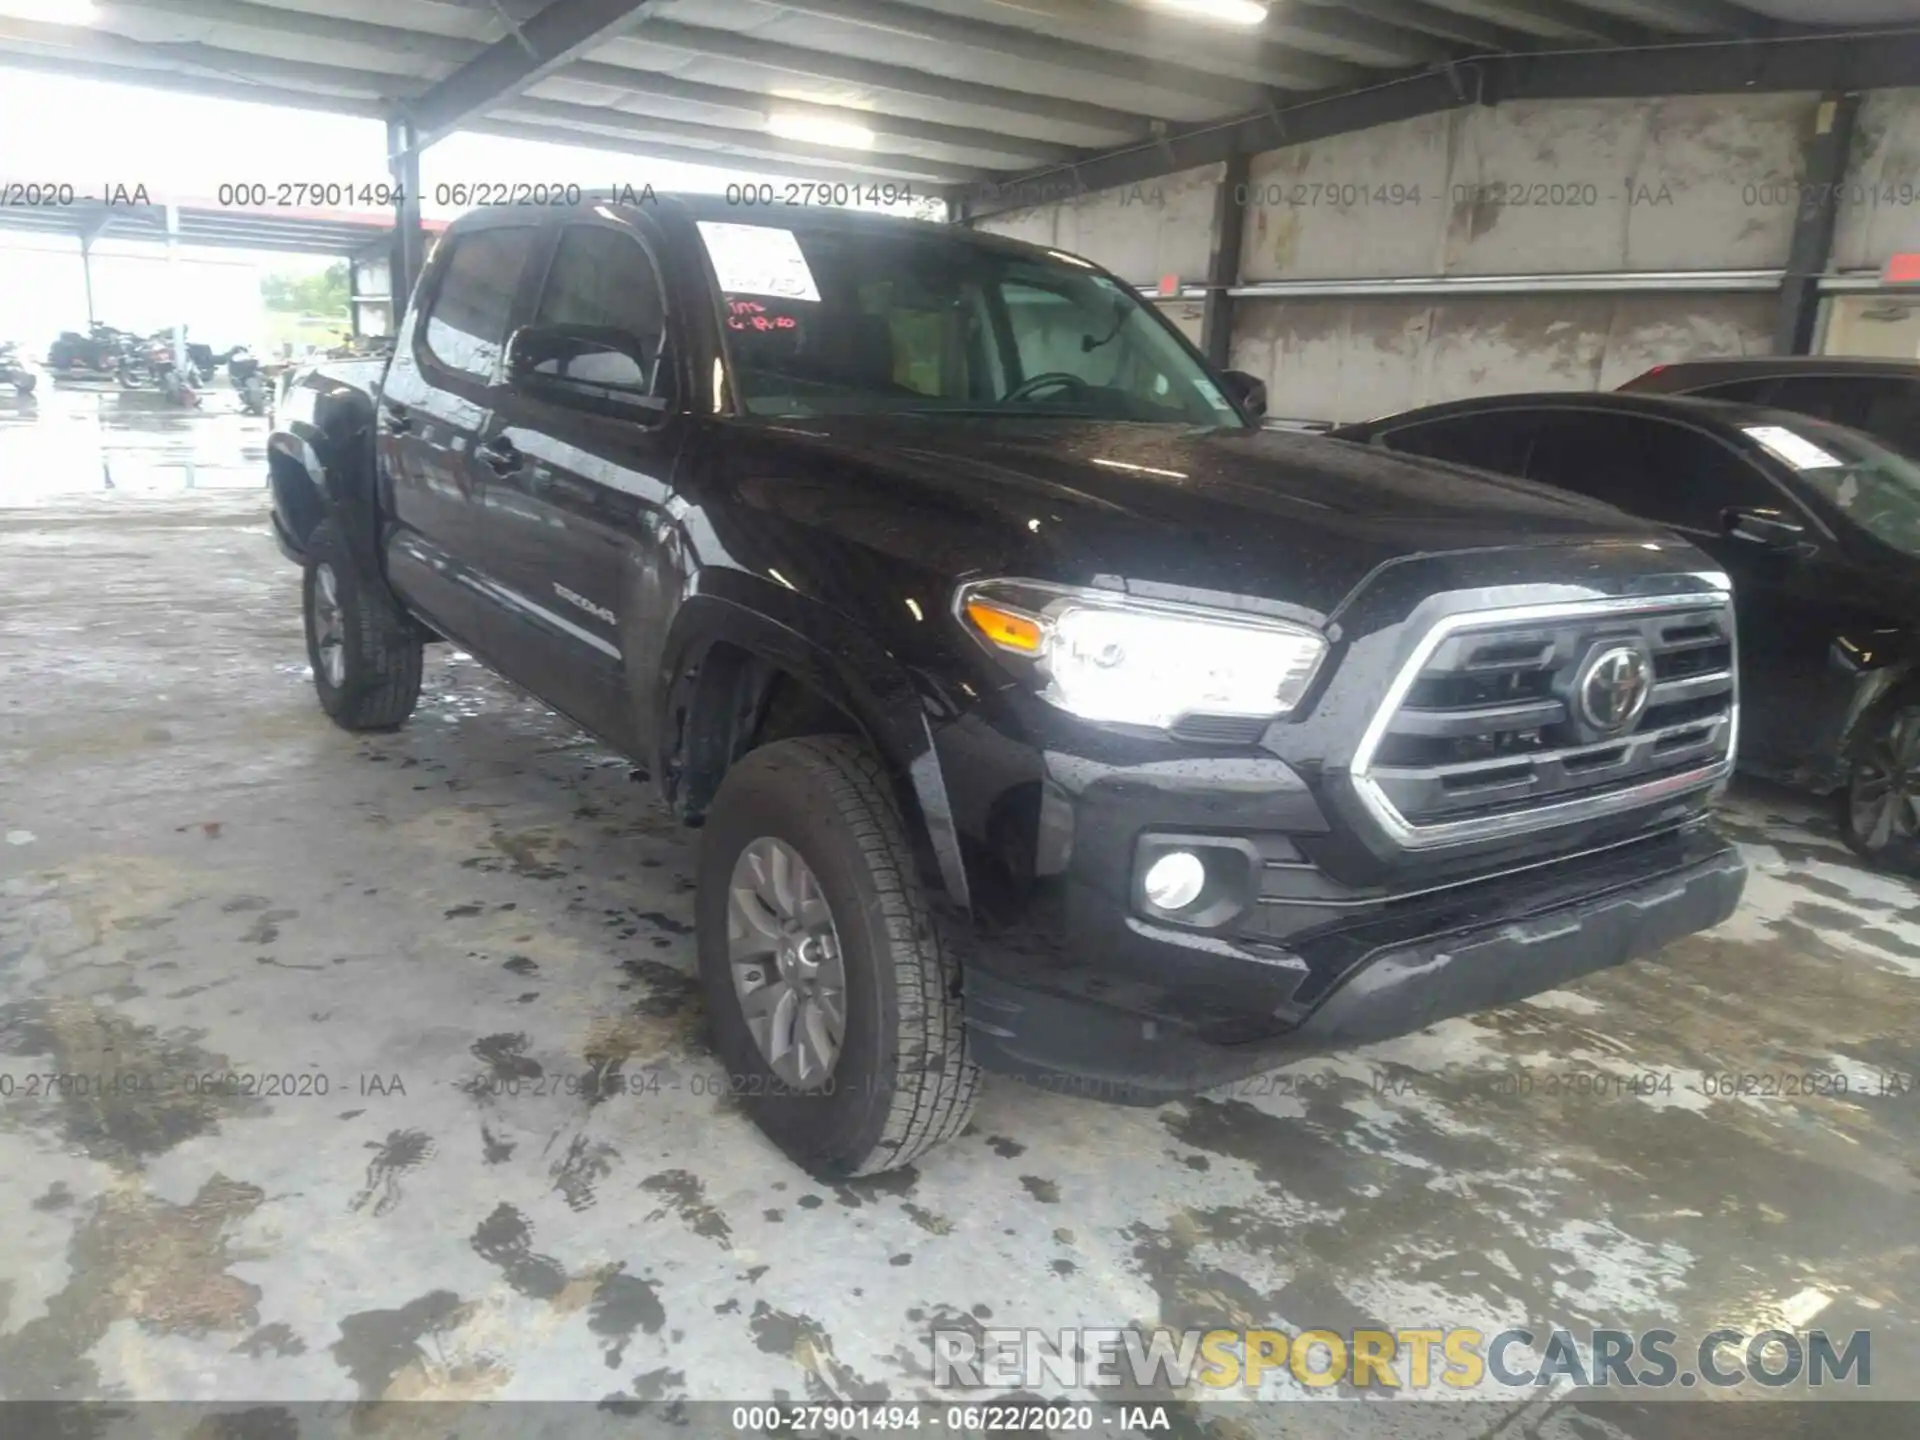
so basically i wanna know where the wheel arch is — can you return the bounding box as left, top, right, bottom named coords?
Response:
left=656, top=592, right=973, bottom=916
left=266, top=381, right=381, bottom=576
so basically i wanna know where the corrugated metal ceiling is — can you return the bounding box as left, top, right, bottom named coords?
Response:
left=0, top=0, right=1902, bottom=189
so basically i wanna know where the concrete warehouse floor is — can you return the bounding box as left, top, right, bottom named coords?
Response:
left=2, top=384, right=1919, bottom=1432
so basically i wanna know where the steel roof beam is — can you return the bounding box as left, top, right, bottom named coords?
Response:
left=1413, top=0, right=1647, bottom=41
left=976, top=0, right=1440, bottom=68
left=956, top=29, right=1920, bottom=218
left=603, top=18, right=1154, bottom=136
left=102, top=0, right=473, bottom=66
left=92, top=0, right=1090, bottom=162
left=1295, top=0, right=1535, bottom=50
left=496, top=96, right=988, bottom=180
left=762, top=0, right=1356, bottom=92
left=1573, top=0, right=1770, bottom=34
left=550, top=65, right=1083, bottom=165
left=401, top=0, right=663, bottom=146
left=0, top=48, right=394, bottom=116
left=0, top=18, right=410, bottom=100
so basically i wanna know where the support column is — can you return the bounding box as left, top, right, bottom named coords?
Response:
left=348, top=257, right=362, bottom=339
left=1201, top=150, right=1250, bottom=371
left=166, top=202, right=186, bottom=371
left=81, top=235, right=97, bottom=327
left=388, top=115, right=425, bottom=313
left=1775, top=92, right=1861, bottom=356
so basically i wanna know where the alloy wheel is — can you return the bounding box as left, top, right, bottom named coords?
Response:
left=726, top=836, right=847, bottom=1089
left=313, top=563, right=347, bottom=688
left=1849, top=708, right=1920, bottom=851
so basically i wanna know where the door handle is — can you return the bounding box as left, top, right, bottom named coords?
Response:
left=383, top=402, right=412, bottom=434
left=478, top=436, right=521, bottom=474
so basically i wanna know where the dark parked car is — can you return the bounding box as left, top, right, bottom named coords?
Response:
left=1334, top=390, right=1920, bottom=871
left=266, top=196, right=1745, bottom=1176
left=1620, top=355, right=1920, bottom=455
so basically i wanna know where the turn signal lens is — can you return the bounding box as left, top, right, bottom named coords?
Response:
left=965, top=601, right=1043, bottom=654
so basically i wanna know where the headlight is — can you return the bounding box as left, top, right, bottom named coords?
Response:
left=955, top=578, right=1326, bottom=730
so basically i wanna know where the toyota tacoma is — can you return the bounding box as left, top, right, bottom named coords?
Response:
left=266, top=194, right=1748, bottom=1177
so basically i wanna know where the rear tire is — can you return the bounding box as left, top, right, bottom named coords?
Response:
left=696, top=736, right=979, bottom=1177
left=1839, top=697, right=1920, bottom=877
left=302, top=519, right=422, bottom=732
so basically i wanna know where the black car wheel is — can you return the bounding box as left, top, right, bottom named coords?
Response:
left=1840, top=700, right=1920, bottom=876
left=696, top=736, right=979, bottom=1177
left=301, top=519, right=423, bottom=732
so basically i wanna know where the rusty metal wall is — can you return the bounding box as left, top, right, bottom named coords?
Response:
left=1237, top=95, right=1813, bottom=281
left=1833, top=86, right=1920, bottom=272
left=1227, top=293, right=1776, bottom=423
left=973, top=162, right=1224, bottom=285
left=973, top=91, right=1920, bottom=417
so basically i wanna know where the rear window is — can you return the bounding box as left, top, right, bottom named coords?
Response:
left=1762, top=375, right=1920, bottom=455
left=421, top=227, right=537, bottom=381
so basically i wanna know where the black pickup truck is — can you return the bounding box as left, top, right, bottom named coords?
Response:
left=267, top=194, right=1747, bottom=1177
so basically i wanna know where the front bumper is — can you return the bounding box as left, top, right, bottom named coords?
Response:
left=962, top=825, right=1746, bottom=1103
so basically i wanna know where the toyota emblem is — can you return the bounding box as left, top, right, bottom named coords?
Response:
left=1578, top=644, right=1654, bottom=732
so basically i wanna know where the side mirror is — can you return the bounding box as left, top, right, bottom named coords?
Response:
left=1723, top=506, right=1806, bottom=550
left=1219, top=368, right=1268, bottom=420
left=505, top=323, right=665, bottom=409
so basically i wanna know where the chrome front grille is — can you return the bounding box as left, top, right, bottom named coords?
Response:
left=1351, top=594, right=1737, bottom=849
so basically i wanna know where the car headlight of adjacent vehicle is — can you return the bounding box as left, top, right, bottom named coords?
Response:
left=955, top=578, right=1327, bottom=730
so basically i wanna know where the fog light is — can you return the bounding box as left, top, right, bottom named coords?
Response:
left=1143, top=850, right=1207, bottom=911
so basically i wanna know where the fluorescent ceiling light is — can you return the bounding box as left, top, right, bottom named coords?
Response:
left=1147, top=0, right=1268, bottom=25
left=0, top=0, right=98, bottom=21
left=767, top=113, right=876, bottom=150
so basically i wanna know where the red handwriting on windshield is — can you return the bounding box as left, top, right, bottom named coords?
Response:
left=726, top=298, right=798, bottom=332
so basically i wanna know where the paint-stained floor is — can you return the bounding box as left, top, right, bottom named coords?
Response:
left=2, top=389, right=1918, bottom=1429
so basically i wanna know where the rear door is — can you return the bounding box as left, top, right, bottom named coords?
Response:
left=474, top=213, right=683, bottom=749
left=380, top=220, right=542, bottom=651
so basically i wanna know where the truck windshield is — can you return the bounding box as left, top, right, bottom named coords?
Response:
left=698, top=219, right=1245, bottom=427
left=1744, top=416, right=1920, bottom=559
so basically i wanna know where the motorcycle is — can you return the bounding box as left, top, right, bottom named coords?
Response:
left=48, top=322, right=138, bottom=379
left=128, top=333, right=199, bottom=407
left=228, top=347, right=269, bottom=415
left=0, top=341, right=35, bottom=396
left=185, top=341, right=243, bottom=382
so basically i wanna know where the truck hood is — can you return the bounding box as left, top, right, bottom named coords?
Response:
left=762, top=416, right=1683, bottom=623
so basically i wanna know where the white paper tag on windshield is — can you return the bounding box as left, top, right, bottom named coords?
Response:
left=1743, top=424, right=1843, bottom=470
left=697, top=221, right=821, bottom=302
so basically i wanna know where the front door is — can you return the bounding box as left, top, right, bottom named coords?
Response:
left=380, top=221, right=542, bottom=656
left=474, top=215, right=683, bottom=750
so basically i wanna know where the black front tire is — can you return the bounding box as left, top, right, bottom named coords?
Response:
left=696, top=736, right=979, bottom=1177
left=302, top=519, right=423, bottom=732
left=1839, top=698, right=1920, bottom=877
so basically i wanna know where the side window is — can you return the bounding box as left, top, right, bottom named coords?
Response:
left=1524, top=413, right=1772, bottom=529
left=1691, top=378, right=1777, bottom=405
left=1377, top=411, right=1540, bottom=476
left=422, top=227, right=537, bottom=381
left=1767, top=376, right=1920, bottom=454
left=526, top=225, right=673, bottom=407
